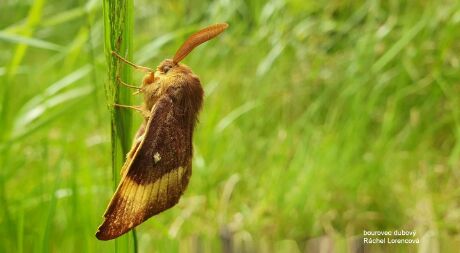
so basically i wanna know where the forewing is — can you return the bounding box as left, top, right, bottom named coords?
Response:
left=96, top=94, right=193, bottom=240
left=120, top=122, right=146, bottom=177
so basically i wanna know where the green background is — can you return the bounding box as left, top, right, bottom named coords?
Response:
left=1, top=0, right=459, bottom=252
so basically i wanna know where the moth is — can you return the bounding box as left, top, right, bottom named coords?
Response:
left=96, top=23, right=229, bottom=240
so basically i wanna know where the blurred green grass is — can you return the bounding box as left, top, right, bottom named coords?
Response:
left=1, top=0, right=460, bottom=252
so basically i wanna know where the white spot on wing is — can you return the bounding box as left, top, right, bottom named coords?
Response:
left=154, top=152, right=161, bottom=163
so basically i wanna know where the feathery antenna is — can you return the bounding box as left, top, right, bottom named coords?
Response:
left=173, top=23, right=229, bottom=64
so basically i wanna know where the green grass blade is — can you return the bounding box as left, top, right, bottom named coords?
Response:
left=102, top=0, right=136, bottom=252
left=0, top=32, right=63, bottom=51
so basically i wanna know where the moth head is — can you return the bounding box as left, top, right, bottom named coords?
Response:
left=152, top=59, right=193, bottom=84
left=142, top=23, right=228, bottom=89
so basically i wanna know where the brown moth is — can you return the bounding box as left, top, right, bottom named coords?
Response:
left=96, top=23, right=229, bottom=240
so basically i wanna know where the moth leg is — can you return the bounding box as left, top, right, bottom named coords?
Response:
left=116, top=75, right=143, bottom=95
left=113, top=103, right=142, bottom=111
left=112, top=51, right=154, bottom=73
left=113, top=104, right=151, bottom=118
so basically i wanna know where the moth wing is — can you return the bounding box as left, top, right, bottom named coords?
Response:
left=120, top=122, right=147, bottom=177
left=96, top=92, right=193, bottom=240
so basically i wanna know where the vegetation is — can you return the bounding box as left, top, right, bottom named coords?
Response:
left=0, top=0, right=459, bottom=252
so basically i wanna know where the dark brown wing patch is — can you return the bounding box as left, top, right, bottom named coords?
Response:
left=96, top=93, right=193, bottom=241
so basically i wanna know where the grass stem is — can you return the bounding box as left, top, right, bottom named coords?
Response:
left=102, top=0, right=136, bottom=252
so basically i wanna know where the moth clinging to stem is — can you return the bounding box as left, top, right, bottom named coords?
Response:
left=96, top=23, right=229, bottom=240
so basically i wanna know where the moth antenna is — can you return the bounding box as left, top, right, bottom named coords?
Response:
left=173, top=23, right=229, bottom=64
